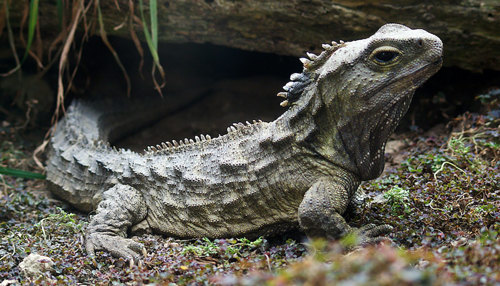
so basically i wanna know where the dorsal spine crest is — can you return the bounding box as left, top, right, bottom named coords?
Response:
left=144, top=120, right=266, bottom=155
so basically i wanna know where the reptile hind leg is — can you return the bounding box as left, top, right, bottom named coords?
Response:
left=85, top=184, right=148, bottom=262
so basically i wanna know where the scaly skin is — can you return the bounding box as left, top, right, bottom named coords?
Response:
left=45, top=24, right=443, bottom=261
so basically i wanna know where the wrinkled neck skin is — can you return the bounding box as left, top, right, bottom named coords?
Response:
left=274, top=70, right=415, bottom=181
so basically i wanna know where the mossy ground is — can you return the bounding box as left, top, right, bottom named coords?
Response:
left=0, top=96, right=498, bottom=285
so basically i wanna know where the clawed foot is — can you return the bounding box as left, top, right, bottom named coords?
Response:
left=86, top=233, right=147, bottom=263
left=352, top=223, right=394, bottom=246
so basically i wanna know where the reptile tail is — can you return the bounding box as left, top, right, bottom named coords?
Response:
left=46, top=99, right=115, bottom=211
left=45, top=90, right=208, bottom=211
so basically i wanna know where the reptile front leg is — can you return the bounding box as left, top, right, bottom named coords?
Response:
left=85, top=184, right=148, bottom=262
left=298, top=177, right=392, bottom=244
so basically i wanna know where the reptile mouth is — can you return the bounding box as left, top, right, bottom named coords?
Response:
left=380, top=61, right=441, bottom=118
left=424, top=57, right=443, bottom=73
left=410, top=59, right=442, bottom=86
left=433, top=57, right=443, bottom=66
left=389, top=56, right=443, bottom=93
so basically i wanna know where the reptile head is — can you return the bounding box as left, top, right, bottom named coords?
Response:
left=327, top=23, right=443, bottom=179
left=284, top=24, right=443, bottom=180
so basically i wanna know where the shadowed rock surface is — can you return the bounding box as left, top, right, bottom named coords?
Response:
left=5, top=0, right=500, bottom=71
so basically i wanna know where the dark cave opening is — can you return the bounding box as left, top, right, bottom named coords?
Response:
left=2, top=35, right=499, bottom=150
left=74, top=36, right=500, bottom=150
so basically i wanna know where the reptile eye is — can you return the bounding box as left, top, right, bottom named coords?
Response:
left=374, top=51, right=398, bottom=63
left=370, top=47, right=402, bottom=66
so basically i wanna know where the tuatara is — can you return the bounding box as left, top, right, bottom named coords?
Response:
left=46, top=23, right=443, bottom=261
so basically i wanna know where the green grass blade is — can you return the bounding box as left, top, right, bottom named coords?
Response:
left=21, top=0, right=39, bottom=64
left=0, top=167, right=46, bottom=180
left=149, top=0, right=158, bottom=50
left=138, top=0, right=159, bottom=64
left=138, top=0, right=165, bottom=94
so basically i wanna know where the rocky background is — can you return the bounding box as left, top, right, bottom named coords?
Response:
left=6, top=0, right=500, bottom=72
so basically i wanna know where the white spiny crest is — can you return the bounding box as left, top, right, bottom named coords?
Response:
left=299, top=57, right=312, bottom=68
left=277, top=92, right=287, bottom=98
left=147, top=133, right=215, bottom=153
left=300, top=39, right=344, bottom=71
left=290, top=73, right=302, bottom=81
left=143, top=118, right=266, bottom=154
left=283, top=82, right=295, bottom=91
left=306, top=52, right=318, bottom=60
left=277, top=38, right=346, bottom=109
left=232, top=122, right=245, bottom=129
